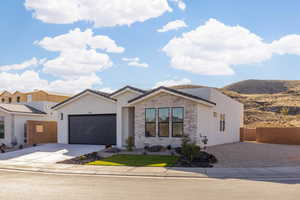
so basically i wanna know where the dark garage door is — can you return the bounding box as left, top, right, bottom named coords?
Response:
left=69, top=114, right=116, bottom=145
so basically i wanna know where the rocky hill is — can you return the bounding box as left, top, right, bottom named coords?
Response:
left=221, top=80, right=300, bottom=128
left=172, top=81, right=300, bottom=128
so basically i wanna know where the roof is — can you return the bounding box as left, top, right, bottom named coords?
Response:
left=52, top=89, right=116, bottom=110
left=0, top=104, right=46, bottom=115
left=25, top=90, right=73, bottom=97
left=128, top=86, right=216, bottom=106
left=110, top=85, right=146, bottom=97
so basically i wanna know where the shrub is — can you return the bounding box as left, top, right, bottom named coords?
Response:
left=126, top=136, right=134, bottom=151
left=181, top=135, right=201, bottom=162
left=166, top=145, right=172, bottom=150
left=147, top=145, right=164, bottom=152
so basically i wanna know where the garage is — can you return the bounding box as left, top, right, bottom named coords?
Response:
left=68, top=114, right=116, bottom=145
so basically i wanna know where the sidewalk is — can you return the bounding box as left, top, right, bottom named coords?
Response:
left=0, top=160, right=299, bottom=179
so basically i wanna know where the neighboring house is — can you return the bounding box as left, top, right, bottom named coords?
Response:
left=0, top=90, right=71, bottom=146
left=52, top=85, right=243, bottom=148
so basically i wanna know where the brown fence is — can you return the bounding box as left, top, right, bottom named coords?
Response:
left=26, top=120, right=57, bottom=145
left=240, top=128, right=256, bottom=142
left=240, top=127, right=300, bottom=145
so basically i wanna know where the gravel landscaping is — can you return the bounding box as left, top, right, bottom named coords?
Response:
left=208, top=141, right=300, bottom=168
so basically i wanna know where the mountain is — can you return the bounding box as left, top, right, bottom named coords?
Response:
left=221, top=80, right=300, bottom=128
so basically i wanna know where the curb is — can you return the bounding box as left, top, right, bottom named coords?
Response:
left=0, top=164, right=299, bottom=179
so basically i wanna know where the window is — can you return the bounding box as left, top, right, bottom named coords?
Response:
left=60, top=113, right=64, bottom=120
left=0, top=117, right=4, bottom=139
left=1, top=98, right=4, bottom=103
left=220, top=114, right=225, bottom=132
left=16, top=96, right=21, bottom=103
left=145, top=108, right=156, bottom=137
left=8, top=97, right=12, bottom=104
left=36, top=125, right=44, bottom=133
left=158, top=108, right=169, bottom=137
left=172, top=107, right=184, bottom=137
left=213, top=112, right=218, bottom=118
left=27, top=95, right=32, bottom=102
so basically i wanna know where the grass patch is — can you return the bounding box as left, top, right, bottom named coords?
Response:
left=87, top=154, right=179, bottom=167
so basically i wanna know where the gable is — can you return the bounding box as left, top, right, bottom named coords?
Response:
left=53, top=92, right=116, bottom=114
left=128, top=87, right=216, bottom=107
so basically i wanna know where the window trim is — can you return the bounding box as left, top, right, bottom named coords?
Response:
left=158, top=107, right=170, bottom=137
left=145, top=108, right=156, bottom=137
left=0, top=117, right=4, bottom=139
left=171, top=107, right=184, bottom=137
left=220, top=113, right=226, bottom=132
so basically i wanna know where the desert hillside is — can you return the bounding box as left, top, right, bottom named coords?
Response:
left=172, top=80, right=300, bottom=128
left=221, top=80, right=300, bottom=128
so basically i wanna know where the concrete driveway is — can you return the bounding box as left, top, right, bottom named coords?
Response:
left=0, top=144, right=104, bottom=164
left=208, top=142, right=300, bottom=168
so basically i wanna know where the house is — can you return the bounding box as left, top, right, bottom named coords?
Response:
left=52, top=85, right=243, bottom=148
left=0, top=90, right=71, bottom=146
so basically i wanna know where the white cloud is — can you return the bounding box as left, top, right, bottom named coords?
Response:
left=170, top=0, right=186, bottom=10
left=154, top=78, right=191, bottom=88
left=43, top=49, right=112, bottom=78
left=36, top=28, right=123, bottom=78
left=47, top=73, right=102, bottom=93
left=122, top=57, right=149, bottom=68
left=0, top=70, right=101, bottom=93
left=177, top=1, right=186, bottom=10
left=0, top=57, right=45, bottom=71
left=98, top=87, right=116, bottom=93
left=271, top=34, right=300, bottom=55
left=163, top=18, right=273, bottom=75
left=37, top=28, right=124, bottom=53
left=157, top=20, right=187, bottom=32
left=25, top=0, right=172, bottom=27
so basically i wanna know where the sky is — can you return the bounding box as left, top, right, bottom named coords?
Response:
left=1, top=0, right=300, bottom=94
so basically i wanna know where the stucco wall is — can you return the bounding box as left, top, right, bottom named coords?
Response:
left=0, top=111, right=13, bottom=146
left=114, top=90, right=141, bottom=148
left=134, top=92, right=199, bottom=148
left=56, top=93, right=117, bottom=144
left=207, top=89, right=244, bottom=146
left=14, top=114, right=49, bottom=145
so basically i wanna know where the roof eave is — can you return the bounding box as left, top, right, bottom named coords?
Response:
left=52, top=89, right=116, bottom=110
left=127, top=87, right=216, bottom=107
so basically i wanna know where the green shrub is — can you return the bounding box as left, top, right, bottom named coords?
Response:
left=126, top=136, right=134, bottom=151
left=181, top=135, right=201, bottom=162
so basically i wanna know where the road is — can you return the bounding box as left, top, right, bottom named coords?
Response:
left=0, top=169, right=299, bottom=200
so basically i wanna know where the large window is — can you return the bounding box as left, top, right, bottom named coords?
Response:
left=145, top=108, right=156, bottom=137
left=0, top=117, right=4, bottom=139
left=172, top=107, right=184, bottom=137
left=158, top=108, right=170, bottom=137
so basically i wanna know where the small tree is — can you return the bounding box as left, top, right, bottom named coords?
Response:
left=280, top=107, right=289, bottom=115
left=126, top=136, right=134, bottom=151
left=181, top=135, right=201, bottom=162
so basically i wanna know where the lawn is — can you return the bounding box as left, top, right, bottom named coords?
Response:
left=87, top=154, right=179, bottom=167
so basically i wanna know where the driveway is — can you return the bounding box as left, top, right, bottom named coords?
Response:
left=0, top=144, right=104, bottom=164
left=208, top=142, right=300, bottom=168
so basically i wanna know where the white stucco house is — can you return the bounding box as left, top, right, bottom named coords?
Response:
left=52, top=85, right=244, bottom=148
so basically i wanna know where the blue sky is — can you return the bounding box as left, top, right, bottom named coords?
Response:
left=1, top=0, right=300, bottom=93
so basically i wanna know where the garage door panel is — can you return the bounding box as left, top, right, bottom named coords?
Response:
left=69, top=114, right=116, bottom=145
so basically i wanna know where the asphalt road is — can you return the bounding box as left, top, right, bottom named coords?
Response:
left=0, top=169, right=299, bottom=200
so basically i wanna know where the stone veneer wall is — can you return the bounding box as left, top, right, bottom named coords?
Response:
left=134, top=92, right=198, bottom=148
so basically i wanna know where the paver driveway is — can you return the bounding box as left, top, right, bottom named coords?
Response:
left=0, top=143, right=104, bottom=164
left=208, top=142, right=300, bottom=168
